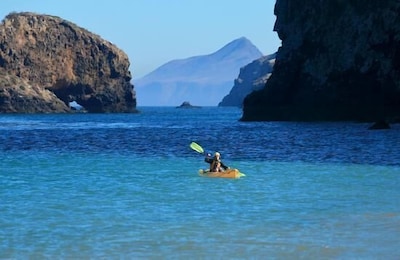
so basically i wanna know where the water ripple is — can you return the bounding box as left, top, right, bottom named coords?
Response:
left=1, top=108, right=400, bottom=166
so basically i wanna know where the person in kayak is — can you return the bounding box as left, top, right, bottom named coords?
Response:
left=205, top=152, right=228, bottom=172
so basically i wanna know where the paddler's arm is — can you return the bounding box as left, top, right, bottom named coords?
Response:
left=205, top=157, right=213, bottom=164
left=221, top=161, right=229, bottom=170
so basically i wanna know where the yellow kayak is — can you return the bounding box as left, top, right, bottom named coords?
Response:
left=199, top=168, right=246, bottom=179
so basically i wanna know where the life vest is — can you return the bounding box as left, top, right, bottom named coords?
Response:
left=210, top=158, right=222, bottom=172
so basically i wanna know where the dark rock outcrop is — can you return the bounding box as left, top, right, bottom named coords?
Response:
left=219, top=53, right=276, bottom=107
left=368, top=120, right=390, bottom=130
left=241, top=1, right=400, bottom=122
left=176, top=101, right=201, bottom=108
left=0, top=12, right=137, bottom=113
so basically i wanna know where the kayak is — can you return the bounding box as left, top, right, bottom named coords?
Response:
left=198, top=168, right=245, bottom=179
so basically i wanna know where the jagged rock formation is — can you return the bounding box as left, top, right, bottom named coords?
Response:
left=242, top=1, right=400, bottom=121
left=0, top=12, right=137, bottom=113
left=135, top=37, right=263, bottom=106
left=219, top=53, right=275, bottom=107
left=0, top=69, right=69, bottom=112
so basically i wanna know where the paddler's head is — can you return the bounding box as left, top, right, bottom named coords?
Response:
left=214, top=152, right=220, bottom=158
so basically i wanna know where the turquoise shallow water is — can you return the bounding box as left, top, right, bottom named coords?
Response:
left=1, top=107, right=400, bottom=259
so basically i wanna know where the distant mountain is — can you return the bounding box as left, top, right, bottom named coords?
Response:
left=135, top=37, right=263, bottom=106
left=219, top=53, right=276, bottom=107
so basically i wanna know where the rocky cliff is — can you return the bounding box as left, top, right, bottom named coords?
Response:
left=0, top=12, right=137, bottom=113
left=219, top=53, right=275, bottom=107
left=241, top=1, right=400, bottom=121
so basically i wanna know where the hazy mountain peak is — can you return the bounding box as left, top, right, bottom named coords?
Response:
left=135, top=37, right=263, bottom=106
left=210, top=37, right=259, bottom=58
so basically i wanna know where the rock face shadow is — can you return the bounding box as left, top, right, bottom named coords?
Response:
left=242, top=1, right=400, bottom=122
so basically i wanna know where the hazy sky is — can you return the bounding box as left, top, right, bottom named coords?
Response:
left=1, top=0, right=281, bottom=78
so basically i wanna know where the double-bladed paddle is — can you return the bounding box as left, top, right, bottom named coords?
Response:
left=190, top=141, right=204, bottom=154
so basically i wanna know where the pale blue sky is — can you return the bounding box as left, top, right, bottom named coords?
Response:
left=1, top=0, right=281, bottom=78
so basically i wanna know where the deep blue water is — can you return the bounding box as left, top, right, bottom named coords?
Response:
left=1, top=107, right=400, bottom=258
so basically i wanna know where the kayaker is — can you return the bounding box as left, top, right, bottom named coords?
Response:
left=209, top=152, right=229, bottom=172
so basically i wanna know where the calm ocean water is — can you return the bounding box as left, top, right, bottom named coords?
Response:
left=1, top=107, right=399, bottom=259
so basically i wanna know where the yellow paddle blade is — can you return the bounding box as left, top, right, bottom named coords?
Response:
left=190, top=142, right=204, bottom=154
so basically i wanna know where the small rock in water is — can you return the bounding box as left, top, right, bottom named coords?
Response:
left=368, top=120, right=390, bottom=130
left=176, top=101, right=201, bottom=108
